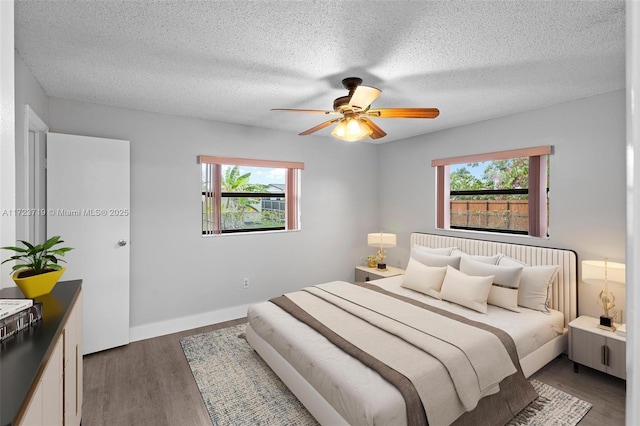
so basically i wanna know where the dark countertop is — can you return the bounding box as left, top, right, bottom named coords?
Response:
left=0, top=280, right=82, bottom=426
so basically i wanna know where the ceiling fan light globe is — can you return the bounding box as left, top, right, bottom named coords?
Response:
left=331, top=117, right=372, bottom=142
left=331, top=120, right=348, bottom=138
left=346, top=117, right=361, bottom=133
left=352, top=118, right=373, bottom=140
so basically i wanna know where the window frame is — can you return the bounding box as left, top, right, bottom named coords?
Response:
left=199, top=155, right=303, bottom=235
left=431, top=146, right=551, bottom=237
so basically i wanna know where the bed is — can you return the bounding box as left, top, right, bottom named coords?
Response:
left=246, top=233, right=578, bottom=425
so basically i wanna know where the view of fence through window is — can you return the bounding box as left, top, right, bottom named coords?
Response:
left=449, top=157, right=548, bottom=234
left=202, top=164, right=286, bottom=232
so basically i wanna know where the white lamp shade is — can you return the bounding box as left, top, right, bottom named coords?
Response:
left=367, top=232, right=397, bottom=248
left=582, top=260, right=626, bottom=285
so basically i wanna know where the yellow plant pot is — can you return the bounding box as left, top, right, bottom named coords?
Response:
left=12, top=268, right=66, bottom=298
left=367, top=261, right=377, bottom=268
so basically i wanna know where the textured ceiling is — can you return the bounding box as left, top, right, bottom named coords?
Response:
left=14, top=0, right=625, bottom=143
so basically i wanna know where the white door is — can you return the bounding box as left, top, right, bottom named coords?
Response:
left=47, top=132, right=130, bottom=354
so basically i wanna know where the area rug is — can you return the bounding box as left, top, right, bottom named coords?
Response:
left=180, top=324, right=592, bottom=426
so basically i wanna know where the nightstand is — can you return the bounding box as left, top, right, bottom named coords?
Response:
left=355, top=265, right=405, bottom=282
left=569, top=315, right=626, bottom=380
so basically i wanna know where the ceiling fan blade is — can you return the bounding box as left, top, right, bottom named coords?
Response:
left=360, top=118, right=387, bottom=139
left=299, top=118, right=342, bottom=136
left=272, top=108, right=339, bottom=115
left=348, top=85, right=381, bottom=111
left=366, top=108, right=440, bottom=118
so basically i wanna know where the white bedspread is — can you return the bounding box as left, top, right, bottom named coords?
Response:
left=247, top=276, right=564, bottom=425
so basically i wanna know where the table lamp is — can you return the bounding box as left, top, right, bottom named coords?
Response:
left=582, top=258, right=625, bottom=331
left=367, top=232, right=396, bottom=271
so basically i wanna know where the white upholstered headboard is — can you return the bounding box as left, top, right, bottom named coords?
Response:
left=410, top=233, right=578, bottom=328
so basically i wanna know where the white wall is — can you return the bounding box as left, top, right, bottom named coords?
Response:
left=0, top=1, right=16, bottom=287
left=47, top=98, right=378, bottom=336
left=377, top=90, right=626, bottom=321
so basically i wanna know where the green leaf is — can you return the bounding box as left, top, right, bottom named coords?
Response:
left=28, top=244, right=44, bottom=255
left=50, top=248, right=73, bottom=255
left=18, top=240, right=35, bottom=250
left=0, top=246, right=28, bottom=253
left=41, top=236, right=62, bottom=250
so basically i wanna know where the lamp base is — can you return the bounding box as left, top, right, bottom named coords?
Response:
left=376, top=263, right=387, bottom=271
left=598, top=315, right=616, bottom=332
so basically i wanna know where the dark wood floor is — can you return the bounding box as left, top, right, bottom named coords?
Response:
left=82, top=319, right=626, bottom=426
left=530, top=355, right=626, bottom=425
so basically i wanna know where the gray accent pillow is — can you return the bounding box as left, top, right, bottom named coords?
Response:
left=450, top=248, right=500, bottom=265
left=460, top=257, right=523, bottom=312
left=411, top=249, right=461, bottom=269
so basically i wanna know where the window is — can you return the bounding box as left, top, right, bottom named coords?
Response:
left=432, top=146, right=551, bottom=237
left=200, top=156, right=303, bottom=235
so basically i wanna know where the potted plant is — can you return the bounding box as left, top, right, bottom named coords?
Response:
left=365, top=255, right=378, bottom=268
left=1, top=235, right=73, bottom=298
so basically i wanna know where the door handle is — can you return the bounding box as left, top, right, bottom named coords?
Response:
left=118, top=239, right=127, bottom=247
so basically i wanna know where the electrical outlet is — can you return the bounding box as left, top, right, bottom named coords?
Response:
left=613, top=309, right=623, bottom=322
left=243, top=278, right=249, bottom=289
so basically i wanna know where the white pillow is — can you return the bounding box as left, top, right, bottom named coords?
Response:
left=519, top=266, right=559, bottom=312
left=412, top=245, right=457, bottom=256
left=400, top=258, right=446, bottom=299
left=411, top=250, right=461, bottom=269
left=439, top=266, right=494, bottom=314
left=460, top=257, right=523, bottom=312
left=496, top=254, right=527, bottom=267
left=450, top=248, right=500, bottom=265
left=497, top=255, right=559, bottom=312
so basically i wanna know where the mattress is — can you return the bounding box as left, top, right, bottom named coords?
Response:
left=247, top=275, right=565, bottom=425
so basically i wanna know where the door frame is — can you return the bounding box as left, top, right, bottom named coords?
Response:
left=21, top=105, right=48, bottom=243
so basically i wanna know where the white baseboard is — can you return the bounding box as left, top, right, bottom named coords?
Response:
left=128, top=303, right=252, bottom=343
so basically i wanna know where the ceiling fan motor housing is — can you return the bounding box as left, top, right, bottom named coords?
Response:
left=341, top=77, right=363, bottom=90
left=333, top=96, right=351, bottom=112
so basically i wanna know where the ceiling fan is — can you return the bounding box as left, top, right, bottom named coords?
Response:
left=272, top=77, right=439, bottom=142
